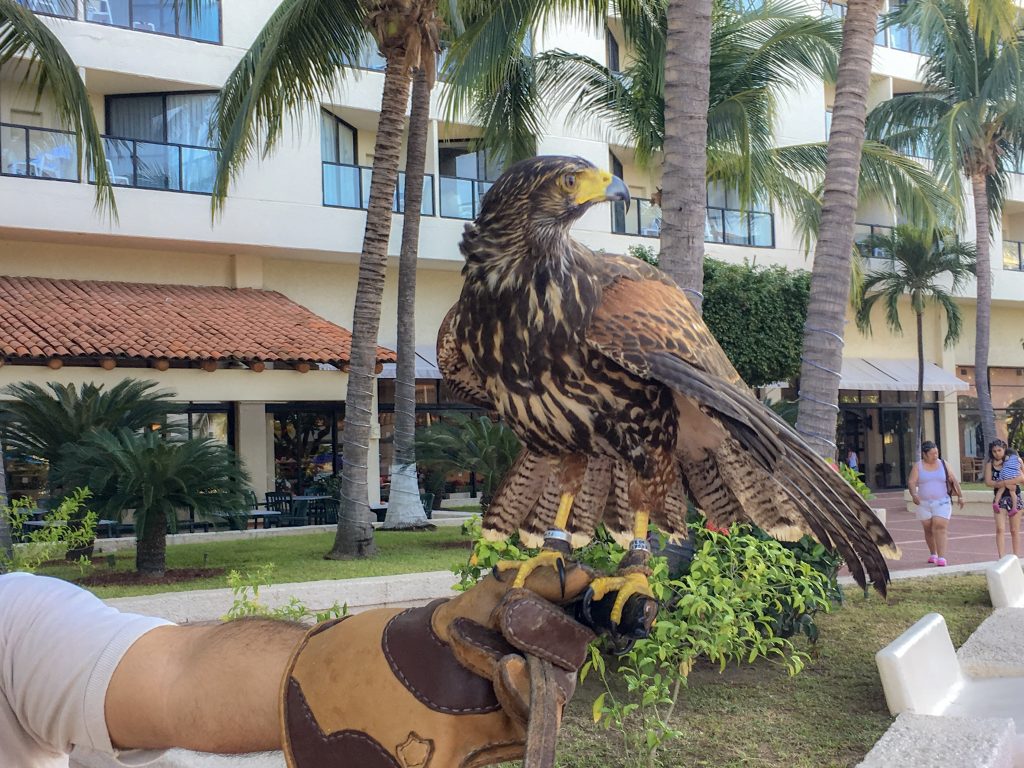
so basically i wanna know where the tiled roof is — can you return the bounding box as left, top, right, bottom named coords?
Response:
left=0, top=275, right=396, bottom=366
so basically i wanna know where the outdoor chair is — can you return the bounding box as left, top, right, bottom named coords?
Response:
left=266, top=492, right=305, bottom=526
left=420, top=493, right=434, bottom=520
left=308, top=497, right=339, bottom=525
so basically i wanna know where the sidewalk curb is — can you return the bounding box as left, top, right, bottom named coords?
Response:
left=104, top=570, right=461, bottom=623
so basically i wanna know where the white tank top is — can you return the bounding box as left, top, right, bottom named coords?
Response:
left=917, top=461, right=948, bottom=501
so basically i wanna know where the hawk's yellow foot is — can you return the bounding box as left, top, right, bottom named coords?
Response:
left=586, top=571, right=654, bottom=626
left=496, top=549, right=568, bottom=589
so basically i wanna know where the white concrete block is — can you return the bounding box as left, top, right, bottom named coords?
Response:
left=958, top=608, right=1024, bottom=678
left=987, top=555, right=1024, bottom=610
left=876, top=613, right=962, bottom=716
left=856, top=713, right=1015, bottom=768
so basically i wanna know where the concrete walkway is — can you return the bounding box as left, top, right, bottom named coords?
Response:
left=863, top=491, right=1005, bottom=573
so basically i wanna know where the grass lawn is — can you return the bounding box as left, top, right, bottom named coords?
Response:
left=551, top=573, right=991, bottom=768
left=35, top=527, right=472, bottom=599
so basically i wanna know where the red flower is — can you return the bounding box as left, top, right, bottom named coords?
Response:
left=705, top=521, right=730, bottom=536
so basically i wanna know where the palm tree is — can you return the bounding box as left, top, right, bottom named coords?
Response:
left=0, top=379, right=182, bottom=559
left=0, top=380, right=181, bottom=470
left=415, top=414, right=521, bottom=511
left=663, top=0, right=711, bottom=305
left=527, top=1, right=949, bottom=249
left=865, top=0, right=1023, bottom=450
left=0, top=433, right=11, bottom=569
left=56, top=429, right=249, bottom=576
left=854, top=226, right=975, bottom=458
left=796, top=0, right=1018, bottom=457
left=0, top=0, right=114, bottom=209
left=0, top=2, right=118, bottom=559
left=200, top=0, right=444, bottom=558
left=791, top=0, right=885, bottom=458
left=385, top=66, right=433, bottom=530
left=441, top=0, right=661, bottom=165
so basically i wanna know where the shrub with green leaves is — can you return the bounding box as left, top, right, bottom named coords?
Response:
left=453, top=517, right=835, bottom=767
left=1, top=488, right=96, bottom=573
left=223, top=564, right=347, bottom=623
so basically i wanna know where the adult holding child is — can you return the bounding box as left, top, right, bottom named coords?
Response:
left=907, top=441, right=964, bottom=566
left=984, top=439, right=1024, bottom=558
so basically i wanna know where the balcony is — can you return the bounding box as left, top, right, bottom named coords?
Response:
left=706, top=206, right=774, bottom=247
left=611, top=198, right=662, bottom=238
left=439, top=176, right=493, bottom=220
left=1004, top=241, right=1024, bottom=271
left=18, top=0, right=222, bottom=43
left=93, top=136, right=218, bottom=194
left=322, top=162, right=436, bottom=215
left=819, top=2, right=924, bottom=54
left=0, top=123, right=79, bottom=182
left=14, top=0, right=75, bottom=18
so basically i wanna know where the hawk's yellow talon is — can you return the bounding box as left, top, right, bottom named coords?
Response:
left=588, top=572, right=654, bottom=625
left=498, top=550, right=567, bottom=589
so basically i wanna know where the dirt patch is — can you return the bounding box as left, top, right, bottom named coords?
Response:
left=76, top=567, right=225, bottom=588
left=438, top=540, right=473, bottom=550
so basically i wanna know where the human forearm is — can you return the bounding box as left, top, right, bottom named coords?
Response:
left=106, top=619, right=306, bottom=753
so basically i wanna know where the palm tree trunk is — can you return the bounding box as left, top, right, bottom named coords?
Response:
left=136, top=506, right=167, bottom=577
left=660, top=0, right=711, bottom=310
left=384, top=67, right=431, bottom=530
left=972, top=173, right=997, bottom=448
left=0, top=435, right=12, bottom=571
left=795, top=0, right=881, bottom=457
left=915, top=309, right=925, bottom=462
left=327, top=62, right=412, bottom=559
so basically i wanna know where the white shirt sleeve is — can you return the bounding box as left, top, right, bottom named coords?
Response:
left=0, top=573, right=171, bottom=767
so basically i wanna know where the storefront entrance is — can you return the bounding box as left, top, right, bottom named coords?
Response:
left=839, top=391, right=939, bottom=490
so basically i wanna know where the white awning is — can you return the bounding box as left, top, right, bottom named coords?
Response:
left=379, top=345, right=443, bottom=380
left=839, top=357, right=969, bottom=393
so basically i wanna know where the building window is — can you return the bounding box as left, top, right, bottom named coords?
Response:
left=321, top=111, right=434, bottom=214
left=268, top=405, right=344, bottom=495
left=320, top=111, right=357, bottom=166
left=165, top=405, right=233, bottom=445
left=101, top=92, right=219, bottom=193
left=704, top=182, right=775, bottom=247
left=606, top=26, right=621, bottom=72
left=15, top=0, right=75, bottom=19
left=854, top=222, right=895, bottom=260
left=85, top=0, right=222, bottom=43
left=1004, top=240, right=1024, bottom=271
left=438, top=140, right=502, bottom=219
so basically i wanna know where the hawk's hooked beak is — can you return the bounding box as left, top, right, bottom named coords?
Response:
left=575, top=170, right=631, bottom=211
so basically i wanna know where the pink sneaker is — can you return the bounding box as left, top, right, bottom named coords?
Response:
left=927, top=555, right=938, bottom=564
left=936, top=557, right=947, bottom=567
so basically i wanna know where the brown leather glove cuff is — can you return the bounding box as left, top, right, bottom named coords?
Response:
left=281, top=590, right=595, bottom=768
left=282, top=601, right=523, bottom=768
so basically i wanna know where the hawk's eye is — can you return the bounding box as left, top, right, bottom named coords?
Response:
left=563, top=173, right=577, bottom=189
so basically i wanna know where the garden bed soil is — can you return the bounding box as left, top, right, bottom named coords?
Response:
left=75, top=567, right=226, bottom=588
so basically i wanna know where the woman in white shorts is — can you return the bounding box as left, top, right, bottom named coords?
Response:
left=907, top=440, right=965, bottom=567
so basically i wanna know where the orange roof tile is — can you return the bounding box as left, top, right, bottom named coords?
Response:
left=0, top=276, right=396, bottom=367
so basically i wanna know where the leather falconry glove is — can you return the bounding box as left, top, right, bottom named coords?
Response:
left=280, top=564, right=597, bottom=768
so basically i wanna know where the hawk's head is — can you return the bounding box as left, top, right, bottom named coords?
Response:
left=477, top=156, right=630, bottom=231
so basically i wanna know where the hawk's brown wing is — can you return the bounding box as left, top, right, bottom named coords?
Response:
left=586, top=259, right=898, bottom=593
left=437, top=305, right=494, bottom=410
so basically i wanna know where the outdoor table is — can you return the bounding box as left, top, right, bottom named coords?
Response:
left=251, top=510, right=281, bottom=529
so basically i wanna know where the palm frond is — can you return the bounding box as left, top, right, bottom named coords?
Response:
left=210, top=0, right=367, bottom=210
left=0, top=0, right=114, bottom=214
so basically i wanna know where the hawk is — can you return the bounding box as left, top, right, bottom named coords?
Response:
left=438, top=156, right=898, bottom=625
